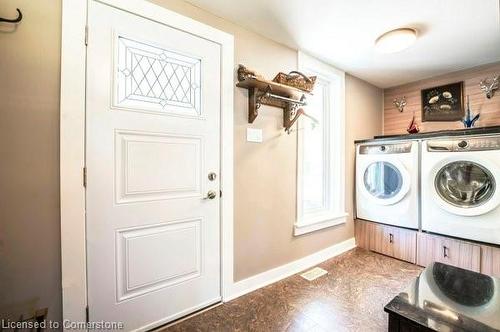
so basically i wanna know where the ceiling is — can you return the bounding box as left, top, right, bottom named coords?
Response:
left=185, top=0, right=500, bottom=88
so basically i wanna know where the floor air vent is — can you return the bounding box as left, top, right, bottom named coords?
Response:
left=300, top=267, right=328, bottom=281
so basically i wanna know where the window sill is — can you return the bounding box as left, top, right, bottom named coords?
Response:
left=294, top=213, right=348, bottom=236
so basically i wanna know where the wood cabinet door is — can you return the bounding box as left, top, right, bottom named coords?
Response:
left=392, top=227, right=417, bottom=264
left=355, top=219, right=373, bottom=250
left=417, top=233, right=480, bottom=272
left=367, top=222, right=416, bottom=264
left=371, top=223, right=390, bottom=255
left=481, top=245, right=500, bottom=278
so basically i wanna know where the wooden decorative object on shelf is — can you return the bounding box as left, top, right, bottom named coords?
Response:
left=236, top=65, right=317, bottom=133
left=272, top=71, right=316, bottom=93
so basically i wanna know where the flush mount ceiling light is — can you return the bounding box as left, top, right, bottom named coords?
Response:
left=375, top=28, right=417, bottom=53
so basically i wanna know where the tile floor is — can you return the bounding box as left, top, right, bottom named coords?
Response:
left=159, top=248, right=423, bottom=332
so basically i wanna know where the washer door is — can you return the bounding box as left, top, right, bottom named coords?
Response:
left=431, top=157, right=500, bottom=216
left=361, top=160, right=410, bottom=206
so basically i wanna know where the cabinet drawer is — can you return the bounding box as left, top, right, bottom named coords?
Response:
left=417, top=232, right=480, bottom=272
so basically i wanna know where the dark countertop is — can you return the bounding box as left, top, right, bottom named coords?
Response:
left=384, top=262, right=500, bottom=332
left=355, top=125, right=500, bottom=144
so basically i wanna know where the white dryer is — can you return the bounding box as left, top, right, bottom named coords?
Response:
left=421, top=136, right=500, bottom=245
left=356, top=140, right=419, bottom=229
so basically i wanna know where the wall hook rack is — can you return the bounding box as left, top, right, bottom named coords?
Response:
left=236, top=65, right=316, bottom=134
left=0, top=8, right=23, bottom=23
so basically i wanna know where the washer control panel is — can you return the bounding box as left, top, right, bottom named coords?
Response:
left=427, top=136, right=500, bottom=152
left=359, top=142, right=413, bottom=154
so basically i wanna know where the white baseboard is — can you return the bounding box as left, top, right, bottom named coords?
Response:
left=225, top=237, right=355, bottom=302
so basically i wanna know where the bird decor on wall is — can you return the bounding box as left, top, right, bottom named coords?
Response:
left=462, top=95, right=480, bottom=128
left=479, top=75, right=499, bottom=99
left=393, top=96, right=407, bottom=112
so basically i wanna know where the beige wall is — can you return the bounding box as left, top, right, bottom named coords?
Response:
left=0, top=0, right=62, bottom=323
left=0, top=0, right=382, bottom=323
left=149, top=0, right=383, bottom=280
left=384, top=62, right=500, bottom=135
left=345, top=75, right=384, bottom=219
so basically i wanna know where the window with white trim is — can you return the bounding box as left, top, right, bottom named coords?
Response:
left=295, top=52, right=347, bottom=236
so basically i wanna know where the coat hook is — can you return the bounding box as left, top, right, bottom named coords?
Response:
left=0, top=8, right=23, bottom=23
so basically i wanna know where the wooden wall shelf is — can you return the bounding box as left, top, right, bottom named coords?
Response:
left=236, top=77, right=307, bottom=99
left=236, top=76, right=314, bottom=133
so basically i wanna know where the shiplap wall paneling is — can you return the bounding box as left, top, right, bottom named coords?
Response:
left=384, top=62, right=500, bottom=135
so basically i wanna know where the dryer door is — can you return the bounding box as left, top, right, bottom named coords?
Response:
left=431, top=157, right=500, bottom=216
left=361, top=160, right=410, bottom=206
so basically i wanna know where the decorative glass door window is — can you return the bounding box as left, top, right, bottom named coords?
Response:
left=115, top=35, right=201, bottom=116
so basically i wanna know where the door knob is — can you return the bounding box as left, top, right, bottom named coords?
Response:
left=203, top=190, right=217, bottom=200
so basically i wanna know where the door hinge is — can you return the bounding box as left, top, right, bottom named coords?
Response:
left=83, top=167, right=87, bottom=187
left=85, top=305, right=89, bottom=323
left=220, top=190, right=222, bottom=198
left=84, top=25, right=88, bottom=46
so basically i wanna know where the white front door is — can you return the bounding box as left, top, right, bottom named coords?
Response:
left=86, top=1, right=221, bottom=330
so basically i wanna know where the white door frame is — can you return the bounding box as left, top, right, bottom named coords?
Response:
left=60, top=0, right=234, bottom=326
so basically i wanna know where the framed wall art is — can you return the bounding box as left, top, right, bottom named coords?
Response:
left=421, top=81, right=464, bottom=122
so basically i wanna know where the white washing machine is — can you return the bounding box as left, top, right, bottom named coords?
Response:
left=356, top=140, right=419, bottom=229
left=421, top=136, right=500, bottom=245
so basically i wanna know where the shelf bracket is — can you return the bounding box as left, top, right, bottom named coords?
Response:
left=248, top=87, right=259, bottom=123
left=236, top=75, right=313, bottom=131
left=284, top=103, right=302, bottom=134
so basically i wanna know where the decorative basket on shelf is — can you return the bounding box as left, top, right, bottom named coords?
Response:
left=272, top=71, right=317, bottom=93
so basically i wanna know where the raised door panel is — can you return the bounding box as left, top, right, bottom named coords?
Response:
left=115, top=131, right=202, bottom=203
left=116, top=218, right=201, bottom=302
left=481, top=245, right=500, bottom=278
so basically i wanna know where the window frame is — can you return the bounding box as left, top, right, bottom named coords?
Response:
left=295, top=52, right=347, bottom=236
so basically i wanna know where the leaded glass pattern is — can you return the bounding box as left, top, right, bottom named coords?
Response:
left=116, top=36, right=201, bottom=115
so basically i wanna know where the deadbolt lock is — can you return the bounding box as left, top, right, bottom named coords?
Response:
left=208, top=172, right=217, bottom=181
